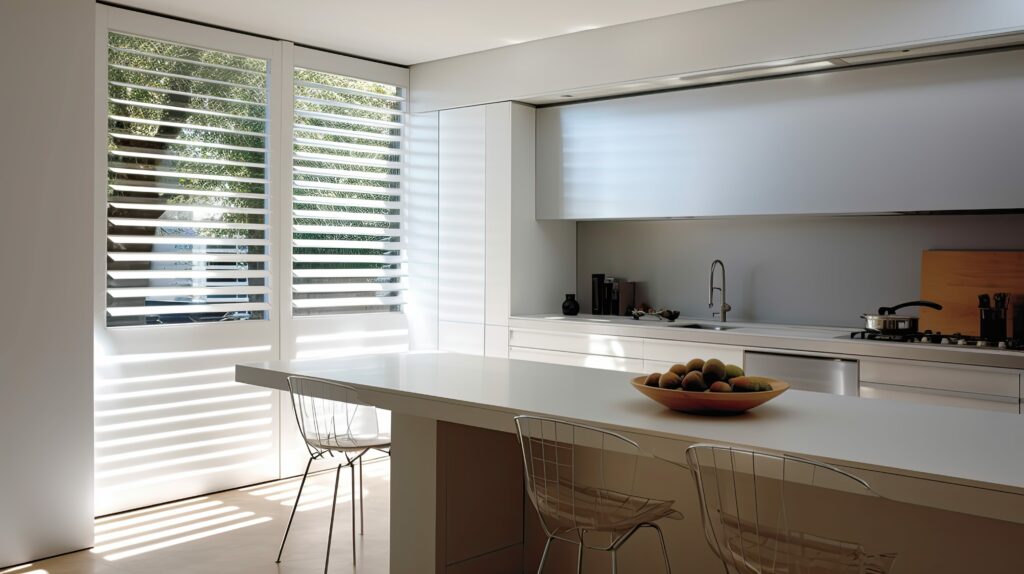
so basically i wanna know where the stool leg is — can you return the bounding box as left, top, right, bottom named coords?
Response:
left=359, top=456, right=364, bottom=535
left=276, top=456, right=313, bottom=563
left=650, top=523, right=671, bottom=574
left=325, top=464, right=342, bottom=574
left=351, top=463, right=357, bottom=564
left=611, top=548, right=618, bottom=574
left=538, top=536, right=553, bottom=574
left=576, top=541, right=584, bottom=574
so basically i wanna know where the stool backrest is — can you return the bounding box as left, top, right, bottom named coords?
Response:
left=684, top=444, right=897, bottom=574
left=286, top=376, right=388, bottom=456
left=513, top=415, right=648, bottom=539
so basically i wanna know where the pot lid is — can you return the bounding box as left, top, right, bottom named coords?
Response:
left=862, top=313, right=918, bottom=320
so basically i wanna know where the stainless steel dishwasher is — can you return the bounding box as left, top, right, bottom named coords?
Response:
left=744, top=351, right=859, bottom=396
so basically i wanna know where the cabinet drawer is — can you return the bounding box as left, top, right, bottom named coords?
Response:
left=642, top=339, right=744, bottom=366
left=860, top=382, right=1020, bottom=413
left=508, top=328, right=644, bottom=358
left=509, top=347, right=644, bottom=373
left=859, top=358, right=1018, bottom=398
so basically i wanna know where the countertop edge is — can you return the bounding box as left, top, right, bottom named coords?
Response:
left=509, top=315, right=1024, bottom=370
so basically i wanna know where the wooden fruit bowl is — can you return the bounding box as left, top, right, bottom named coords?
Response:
left=630, top=376, right=789, bottom=415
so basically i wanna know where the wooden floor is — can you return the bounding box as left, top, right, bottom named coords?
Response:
left=5, top=459, right=391, bottom=574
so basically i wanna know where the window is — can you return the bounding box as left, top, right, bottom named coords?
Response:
left=290, top=68, right=405, bottom=316
left=105, top=32, right=271, bottom=326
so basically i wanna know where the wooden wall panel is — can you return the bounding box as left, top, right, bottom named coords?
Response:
left=437, top=422, right=524, bottom=568
left=920, top=250, right=1024, bottom=337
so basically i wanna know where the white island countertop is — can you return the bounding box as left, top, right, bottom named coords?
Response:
left=238, top=352, right=1024, bottom=500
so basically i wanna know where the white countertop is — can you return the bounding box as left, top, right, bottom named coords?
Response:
left=510, top=314, right=1024, bottom=370
left=237, top=352, right=1024, bottom=496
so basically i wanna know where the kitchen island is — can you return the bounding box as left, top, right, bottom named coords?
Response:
left=237, top=352, right=1024, bottom=573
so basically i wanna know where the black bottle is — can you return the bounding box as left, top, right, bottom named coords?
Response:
left=562, top=294, right=580, bottom=316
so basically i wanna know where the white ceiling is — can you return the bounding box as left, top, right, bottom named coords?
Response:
left=112, top=0, right=743, bottom=65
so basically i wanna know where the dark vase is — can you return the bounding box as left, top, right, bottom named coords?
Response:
left=562, top=294, right=580, bottom=316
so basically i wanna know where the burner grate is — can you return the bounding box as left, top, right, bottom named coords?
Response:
left=847, top=330, right=1023, bottom=350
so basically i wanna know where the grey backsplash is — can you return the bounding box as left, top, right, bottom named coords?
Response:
left=576, top=214, right=1024, bottom=328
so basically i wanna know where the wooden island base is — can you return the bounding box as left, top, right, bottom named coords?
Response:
left=428, top=420, right=1024, bottom=574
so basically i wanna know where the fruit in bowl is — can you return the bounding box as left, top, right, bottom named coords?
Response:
left=630, top=358, right=789, bottom=414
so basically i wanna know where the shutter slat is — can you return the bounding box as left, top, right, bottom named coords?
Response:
left=295, top=109, right=401, bottom=130
left=295, top=79, right=404, bottom=102
left=295, top=95, right=400, bottom=117
left=292, top=195, right=399, bottom=210
left=292, top=269, right=402, bottom=278
left=108, top=167, right=267, bottom=185
left=108, top=45, right=266, bottom=76
left=293, top=150, right=400, bottom=169
left=292, top=296, right=404, bottom=308
left=107, top=303, right=271, bottom=317
left=109, top=98, right=267, bottom=123
left=109, top=81, right=267, bottom=108
left=108, top=202, right=267, bottom=215
left=110, top=149, right=266, bottom=169
left=108, top=286, right=269, bottom=298
left=109, top=184, right=265, bottom=201
left=292, top=254, right=402, bottom=264
left=292, top=224, right=396, bottom=236
left=291, top=210, right=399, bottom=223
left=292, top=282, right=405, bottom=293
left=108, top=252, right=269, bottom=263
left=108, top=270, right=266, bottom=280
left=108, top=218, right=267, bottom=231
left=108, top=115, right=266, bottom=138
left=292, top=179, right=398, bottom=196
left=109, top=63, right=265, bottom=94
left=292, top=239, right=402, bottom=250
left=109, top=235, right=267, bottom=246
left=293, top=124, right=399, bottom=143
left=293, top=137, right=398, bottom=157
left=111, top=132, right=266, bottom=154
left=292, top=165, right=398, bottom=183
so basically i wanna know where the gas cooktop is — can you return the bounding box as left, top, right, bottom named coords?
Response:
left=845, top=330, right=1023, bottom=351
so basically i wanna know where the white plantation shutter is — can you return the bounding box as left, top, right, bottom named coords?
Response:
left=106, top=32, right=271, bottom=326
left=291, top=68, right=405, bottom=315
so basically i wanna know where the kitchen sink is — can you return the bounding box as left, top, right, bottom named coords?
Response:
left=669, top=323, right=735, bottom=331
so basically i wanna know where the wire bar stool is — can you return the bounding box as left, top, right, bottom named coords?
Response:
left=276, top=376, right=391, bottom=573
left=514, top=415, right=682, bottom=574
left=684, top=444, right=898, bottom=574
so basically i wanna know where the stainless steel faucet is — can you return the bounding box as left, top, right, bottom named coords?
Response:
left=709, top=259, right=731, bottom=322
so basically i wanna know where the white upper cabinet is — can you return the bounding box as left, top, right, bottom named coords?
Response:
left=536, top=49, right=1024, bottom=220
left=484, top=104, right=512, bottom=327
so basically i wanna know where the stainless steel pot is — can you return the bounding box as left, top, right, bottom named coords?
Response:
left=862, top=300, right=943, bottom=334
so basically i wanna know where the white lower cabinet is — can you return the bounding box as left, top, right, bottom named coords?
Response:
left=860, top=382, right=1019, bottom=413
left=509, top=347, right=644, bottom=372
left=859, top=358, right=1021, bottom=413
left=643, top=339, right=745, bottom=368
left=509, top=328, right=644, bottom=358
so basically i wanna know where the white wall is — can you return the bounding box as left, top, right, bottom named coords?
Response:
left=0, top=0, right=96, bottom=566
left=577, top=214, right=1024, bottom=328
left=410, top=0, right=1024, bottom=112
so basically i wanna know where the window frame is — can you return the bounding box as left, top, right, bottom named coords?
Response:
left=95, top=7, right=411, bottom=332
